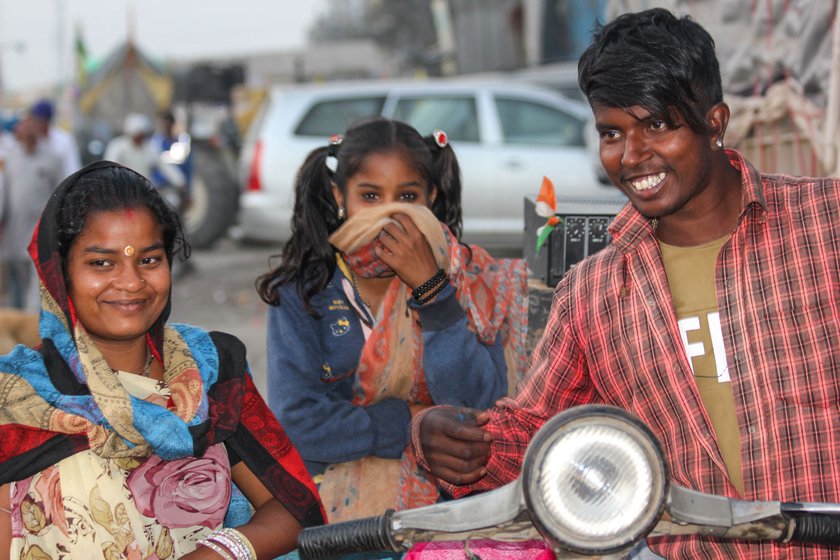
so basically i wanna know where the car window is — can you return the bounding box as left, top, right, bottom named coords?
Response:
left=495, top=96, right=585, bottom=147
left=295, top=96, right=386, bottom=136
left=392, top=96, right=480, bottom=143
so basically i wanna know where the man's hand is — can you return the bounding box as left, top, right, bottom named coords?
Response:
left=420, top=406, right=492, bottom=485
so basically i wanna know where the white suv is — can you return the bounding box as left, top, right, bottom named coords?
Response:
left=238, top=78, right=621, bottom=249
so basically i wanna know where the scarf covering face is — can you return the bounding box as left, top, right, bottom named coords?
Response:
left=323, top=203, right=529, bottom=522
left=0, top=161, right=325, bottom=527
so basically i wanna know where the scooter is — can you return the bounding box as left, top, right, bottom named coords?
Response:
left=297, top=405, right=840, bottom=559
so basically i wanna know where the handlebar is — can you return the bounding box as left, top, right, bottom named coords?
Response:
left=295, top=406, right=840, bottom=558
left=788, top=514, right=840, bottom=546
left=298, top=510, right=399, bottom=559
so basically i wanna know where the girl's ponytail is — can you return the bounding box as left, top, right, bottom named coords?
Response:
left=425, top=133, right=463, bottom=240
left=256, top=146, right=340, bottom=311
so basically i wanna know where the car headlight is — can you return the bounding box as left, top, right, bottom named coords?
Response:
left=522, top=405, right=668, bottom=555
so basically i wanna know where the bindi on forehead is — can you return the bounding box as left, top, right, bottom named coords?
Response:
left=123, top=208, right=135, bottom=219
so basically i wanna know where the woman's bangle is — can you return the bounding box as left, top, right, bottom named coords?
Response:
left=416, top=276, right=450, bottom=304
left=197, top=527, right=256, bottom=560
left=220, top=528, right=257, bottom=560
left=197, top=538, right=235, bottom=560
left=412, top=268, right=447, bottom=300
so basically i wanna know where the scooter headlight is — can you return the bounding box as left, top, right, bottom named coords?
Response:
left=522, top=405, right=668, bottom=555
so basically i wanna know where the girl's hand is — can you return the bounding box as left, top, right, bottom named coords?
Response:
left=375, top=212, right=439, bottom=289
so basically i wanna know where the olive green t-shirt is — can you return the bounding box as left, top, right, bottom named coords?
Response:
left=659, top=235, right=743, bottom=494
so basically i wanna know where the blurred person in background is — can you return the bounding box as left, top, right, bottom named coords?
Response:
left=106, top=113, right=188, bottom=208
left=104, top=113, right=158, bottom=178
left=151, top=109, right=193, bottom=213
left=29, top=99, right=82, bottom=177
left=150, top=109, right=197, bottom=277
left=0, top=115, right=18, bottom=216
left=257, top=117, right=528, bottom=536
left=0, top=115, right=17, bottom=166
left=0, top=114, right=63, bottom=311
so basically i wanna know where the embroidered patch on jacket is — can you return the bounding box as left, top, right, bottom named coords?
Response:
left=329, top=317, right=351, bottom=336
left=328, top=298, right=351, bottom=312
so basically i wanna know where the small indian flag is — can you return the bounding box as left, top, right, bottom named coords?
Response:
left=535, top=176, right=560, bottom=254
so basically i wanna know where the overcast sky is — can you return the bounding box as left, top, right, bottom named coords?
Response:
left=0, top=0, right=327, bottom=94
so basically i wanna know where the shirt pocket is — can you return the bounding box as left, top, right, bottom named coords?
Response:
left=762, top=293, right=840, bottom=408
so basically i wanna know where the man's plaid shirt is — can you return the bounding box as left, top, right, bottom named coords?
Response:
left=441, top=151, right=840, bottom=559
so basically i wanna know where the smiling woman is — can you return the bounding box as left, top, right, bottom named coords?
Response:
left=66, top=207, right=171, bottom=357
left=0, top=161, right=325, bottom=559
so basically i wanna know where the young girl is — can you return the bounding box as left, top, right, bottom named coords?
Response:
left=0, top=162, right=324, bottom=559
left=257, top=118, right=528, bottom=523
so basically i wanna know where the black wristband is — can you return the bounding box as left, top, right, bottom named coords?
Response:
left=416, top=276, right=450, bottom=305
left=411, top=269, right=447, bottom=300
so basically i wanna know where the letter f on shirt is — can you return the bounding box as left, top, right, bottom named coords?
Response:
left=678, top=312, right=730, bottom=383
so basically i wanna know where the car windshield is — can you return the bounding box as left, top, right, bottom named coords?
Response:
left=495, top=96, right=585, bottom=147
left=295, top=96, right=386, bottom=136
left=393, top=95, right=480, bottom=142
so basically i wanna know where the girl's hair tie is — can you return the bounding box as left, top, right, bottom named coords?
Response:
left=325, top=133, right=343, bottom=173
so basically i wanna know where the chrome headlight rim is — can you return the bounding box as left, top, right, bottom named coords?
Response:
left=522, top=405, right=669, bottom=555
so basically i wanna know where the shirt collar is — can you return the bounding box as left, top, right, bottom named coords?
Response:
left=608, top=149, right=766, bottom=252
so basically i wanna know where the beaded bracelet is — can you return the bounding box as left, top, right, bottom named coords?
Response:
left=416, top=275, right=450, bottom=304
left=412, top=269, right=447, bottom=301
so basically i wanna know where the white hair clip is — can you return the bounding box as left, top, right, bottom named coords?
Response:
left=325, top=133, right=343, bottom=173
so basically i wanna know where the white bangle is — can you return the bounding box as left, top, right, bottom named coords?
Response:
left=197, top=537, right=235, bottom=560
left=220, top=528, right=257, bottom=560
left=198, top=527, right=256, bottom=560
left=209, top=535, right=245, bottom=560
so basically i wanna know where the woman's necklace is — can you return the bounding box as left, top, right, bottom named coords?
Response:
left=113, top=348, right=154, bottom=377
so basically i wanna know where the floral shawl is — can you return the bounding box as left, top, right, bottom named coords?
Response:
left=321, top=204, right=528, bottom=522
left=0, top=161, right=325, bottom=529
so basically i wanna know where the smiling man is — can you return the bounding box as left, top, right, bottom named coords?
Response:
left=412, top=8, right=840, bottom=560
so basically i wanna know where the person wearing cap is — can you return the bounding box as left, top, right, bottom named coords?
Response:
left=104, top=113, right=157, bottom=178
left=105, top=113, right=185, bottom=192
left=29, top=98, right=82, bottom=177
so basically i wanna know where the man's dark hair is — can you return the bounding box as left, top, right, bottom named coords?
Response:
left=578, top=8, right=723, bottom=133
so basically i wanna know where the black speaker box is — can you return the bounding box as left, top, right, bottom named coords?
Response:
left=524, top=195, right=626, bottom=287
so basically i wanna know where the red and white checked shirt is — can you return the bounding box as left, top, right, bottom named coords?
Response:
left=441, top=151, right=840, bottom=559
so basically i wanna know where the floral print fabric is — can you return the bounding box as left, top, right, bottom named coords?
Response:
left=9, top=373, right=231, bottom=560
